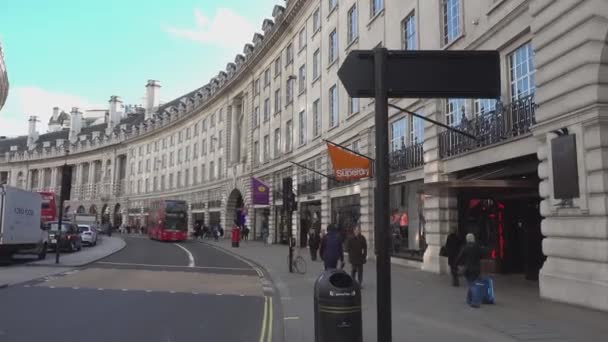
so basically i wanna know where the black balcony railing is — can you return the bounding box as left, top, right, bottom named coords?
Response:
left=439, top=95, right=536, bottom=158
left=389, top=142, right=424, bottom=172
left=298, top=178, right=322, bottom=195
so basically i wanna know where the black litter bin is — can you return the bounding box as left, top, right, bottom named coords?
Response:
left=314, top=269, right=362, bottom=342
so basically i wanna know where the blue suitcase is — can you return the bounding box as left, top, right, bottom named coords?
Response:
left=468, top=282, right=483, bottom=308
left=479, top=277, right=495, bottom=304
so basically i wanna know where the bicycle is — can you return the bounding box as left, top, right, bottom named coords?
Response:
left=291, top=253, right=307, bottom=274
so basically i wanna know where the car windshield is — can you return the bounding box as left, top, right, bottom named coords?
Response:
left=48, top=223, right=71, bottom=232
left=78, top=226, right=90, bottom=232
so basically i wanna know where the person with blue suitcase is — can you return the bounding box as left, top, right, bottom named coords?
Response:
left=457, top=233, right=484, bottom=308
left=479, top=276, right=495, bottom=304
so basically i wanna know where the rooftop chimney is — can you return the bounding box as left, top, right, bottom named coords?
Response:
left=145, top=80, right=161, bottom=120
left=69, top=107, right=82, bottom=143
left=107, top=95, right=124, bottom=134
left=27, top=116, right=39, bottom=150
left=52, top=107, right=59, bottom=120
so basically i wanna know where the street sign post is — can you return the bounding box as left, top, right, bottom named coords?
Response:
left=338, top=48, right=500, bottom=342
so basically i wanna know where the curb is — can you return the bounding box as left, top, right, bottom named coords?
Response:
left=199, top=240, right=286, bottom=342
left=25, top=237, right=126, bottom=268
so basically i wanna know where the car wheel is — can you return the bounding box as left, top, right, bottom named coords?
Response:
left=69, top=241, right=76, bottom=253
left=93, top=240, right=97, bottom=246
left=38, top=243, right=47, bottom=260
left=77, top=242, right=82, bottom=251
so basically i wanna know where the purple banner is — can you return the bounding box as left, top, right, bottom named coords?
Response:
left=251, top=177, right=270, bottom=205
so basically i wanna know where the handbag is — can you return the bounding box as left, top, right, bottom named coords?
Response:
left=439, top=246, right=448, bottom=257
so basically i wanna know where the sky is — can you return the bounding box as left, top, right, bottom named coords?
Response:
left=0, top=0, right=283, bottom=136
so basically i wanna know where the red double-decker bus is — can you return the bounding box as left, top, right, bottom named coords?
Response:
left=38, top=192, right=57, bottom=223
left=148, top=200, right=188, bottom=242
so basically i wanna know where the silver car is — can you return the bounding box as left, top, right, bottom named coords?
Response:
left=78, top=225, right=98, bottom=246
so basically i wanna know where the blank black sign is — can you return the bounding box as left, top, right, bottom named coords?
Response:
left=551, top=134, right=580, bottom=199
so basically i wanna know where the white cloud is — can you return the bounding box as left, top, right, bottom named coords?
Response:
left=163, top=8, right=257, bottom=50
left=0, top=86, right=102, bottom=137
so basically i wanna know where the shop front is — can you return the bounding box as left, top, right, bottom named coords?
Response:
left=191, top=202, right=206, bottom=228
left=274, top=206, right=289, bottom=245
left=389, top=180, right=426, bottom=260
left=251, top=177, right=270, bottom=240
left=331, top=194, right=361, bottom=241
left=299, top=200, right=321, bottom=247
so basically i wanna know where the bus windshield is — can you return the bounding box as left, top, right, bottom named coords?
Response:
left=165, top=212, right=187, bottom=231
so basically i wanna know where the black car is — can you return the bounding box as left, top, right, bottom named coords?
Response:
left=46, top=222, right=83, bottom=252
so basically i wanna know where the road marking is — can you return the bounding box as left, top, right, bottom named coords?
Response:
left=121, top=289, right=128, bottom=292
left=169, top=291, right=176, bottom=294
left=49, top=286, right=55, bottom=289
left=259, top=296, right=269, bottom=342
left=146, top=290, right=153, bottom=293
left=284, top=316, right=299, bottom=320
left=95, top=262, right=253, bottom=271
left=72, top=287, right=79, bottom=290
left=24, top=285, right=30, bottom=288
left=267, top=297, right=273, bottom=342
left=97, top=288, right=104, bottom=291
left=175, top=243, right=195, bottom=267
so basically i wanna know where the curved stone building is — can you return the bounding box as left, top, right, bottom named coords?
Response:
left=1, top=0, right=607, bottom=311
left=0, top=39, right=8, bottom=110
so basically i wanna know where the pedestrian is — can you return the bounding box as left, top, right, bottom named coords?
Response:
left=213, top=224, right=220, bottom=241
left=445, top=228, right=463, bottom=287
left=308, top=230, right=321, bottom=261
left=346, top=226, right=367, bottom=286
left=261, top=218, right=269, bottom=244
left=319, top=224, right=344, bottom=270
left=456, top=233, right=484, bottom=307
left=194, top=222, right=202, bottom=240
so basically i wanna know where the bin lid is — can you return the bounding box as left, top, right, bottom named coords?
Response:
left=315, top=269, right=360, bottom=299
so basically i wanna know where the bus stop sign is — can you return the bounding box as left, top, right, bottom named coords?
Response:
left=338, top=50, right=501, bottom=99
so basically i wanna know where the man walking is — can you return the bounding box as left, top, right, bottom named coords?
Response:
left=445, top=228, right=462, bottom=287
left=319, top=224, right=344, bottom=270
left=347, top=227, right=367, bottom=286
left=457, top=233, right=483, bottom=307
left=308, top=230, right=321, bottom=261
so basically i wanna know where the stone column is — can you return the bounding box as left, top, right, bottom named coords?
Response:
left=531, top=0, right=608, bottom=311
left=421, top=99, right=456, bottom=274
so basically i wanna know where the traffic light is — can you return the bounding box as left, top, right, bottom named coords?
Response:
left=282, top=177, right=296, bottom=213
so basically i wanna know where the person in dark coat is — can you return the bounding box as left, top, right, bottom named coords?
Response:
left=308, top=230, right=321, bottom=261
left=319, top=224, right=344, bottom=270
left=346, top=227, right=367, bottom=286
left=445, top=229, right=463, bottom=287
left=457, top=233, right=483, bottom=306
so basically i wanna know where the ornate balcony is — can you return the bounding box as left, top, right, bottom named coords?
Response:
left=389, top=142, right=424, bottom=172
left=438, top=95, right=536, bottom=158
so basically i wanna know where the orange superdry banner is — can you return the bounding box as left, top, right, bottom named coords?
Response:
left=327, top=143, right=372, bottom=181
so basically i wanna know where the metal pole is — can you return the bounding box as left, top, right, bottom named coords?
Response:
left=374, top=47, right=392, bottom=342
left=288, top=207, right=293, bottom=273
left=55, top=162, right=66, bottom=264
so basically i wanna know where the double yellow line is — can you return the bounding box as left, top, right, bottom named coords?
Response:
left=259, top=296, right=273, bottom=342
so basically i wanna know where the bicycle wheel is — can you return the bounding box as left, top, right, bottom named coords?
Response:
left=294, top=256, right=307, bottom=274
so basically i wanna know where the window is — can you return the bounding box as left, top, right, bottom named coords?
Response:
left=177, top=149, right=183, bottom=164
left=185, top=146, right=190, bottom=161
left=298, top=64, right=306, bottom=93
left=169, top=174, right=174, bottom=189
left=298, top=110, right=307, bottom=145
left=202, top=119, right=207, bottom=131
left=209, top=161, right=215, bottom=180
left=202, top=139, right=207, bottom=155
left=274, top=128, right=281, bottom=157
left=186, top=127, right=191, bottom=139
left=264, top=68, right=271, bottom=86
left=402, top=13, right=416, bottom=50
left=253, top=141, right=260, bottom=166
left=313, top=99, right=321, bottom=137
left=193, top=143, right=199, bottom=159
left=137, top=180, right=142, bottom=194
left=218, top=158, right=223, bottom=178
left=162, top=138, right=167, bottom=149
left=219, top=109, right=223, bottom=122
left=286, top=79, right=294, bottom=104
left=218, top=130, right=223, bottom=148
left=146, top=144, right=151, bottom=154
left=253, top=106, right=260, bottom=127
left=139, top=146, right=143, bottom=156
left=130, top=163, right=135, bottom=175
left=145, top=179, right=149, bottom=193
left=286, top=43, right=294, bottom=65
left=185, top=169, right=190, bottom=187
left=286, top=120, right=293, bottom=152
left=170, top=134, right=175, bottom=146
left=161, top=175, right=166, bottom=191
left=299, top=27, right=307, bottom=50
left=255, top=79, right=261, bottom=95
left=442, top=0, right=460, bottom=45
left=347, top=4, right=358, bottom=43
left=177, top=171, right=182, bottom=188
left=329, top=0, right=337, bottom=12
left=474, top=99, right=497, bottom=116
left=349, top=97, right=359, bottom=115
left=329, top=85, right=338, bottom=127
left=210, top=114, right=216, bottom=128
left=263, top=135, right=270, bottom=162
left=371, top=0, right=384, bottom=17
left=154, top=141, right=159, bottom=151
left=193, top=167, right=198, bottom=184
left=329, top=29, right=338, bottom=63
left=178, top=131, right=183, bottom=143
left=146, top=159, right=150, bottom=172
left=509, top=42, right=535, bottom=101
left=170, top=152, right=175, bottom=166
left=138, top=161, right=142, bottom=174
left=391, top=118, right=407, bottom=151
left=201, top=164, right=206, bottom=181
left=446, top=99, right=467, bottom=127
left=313, top=49, right=321, bottom=80
left=352, top=140, right=360, bottom=153
left=274, top=89, right=282, bottom=113
left=194, top=123, right=199, bottom=135
left=162, top=154, right=167, bottom=168
left=210, top=136, right=216, bottom=152
left=274, top=57, right=282, bottom=77
left=264, top=99, right=270, bottom=121
left=410, top=115, right=424, bottom=145
left=313, top=7, right=321, bottom=33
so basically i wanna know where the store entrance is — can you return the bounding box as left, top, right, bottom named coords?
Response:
left=459, top=193, right=544, bottom=280
left=299, top=201, right=321, bottom=248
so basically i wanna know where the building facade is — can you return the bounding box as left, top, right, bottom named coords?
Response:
left=1, top=0, right=607, bottom=311
left=0, top=39, right=8, bottom=111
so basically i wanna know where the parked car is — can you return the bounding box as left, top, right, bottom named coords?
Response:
left=78, top=225, right=98, bottom=246
left=46, top=221, right=82, bottom=252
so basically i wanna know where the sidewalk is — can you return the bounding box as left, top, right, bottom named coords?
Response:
left=208, top=239, right=608, bottom=342
left=1, top=236, right=125, bottom=288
